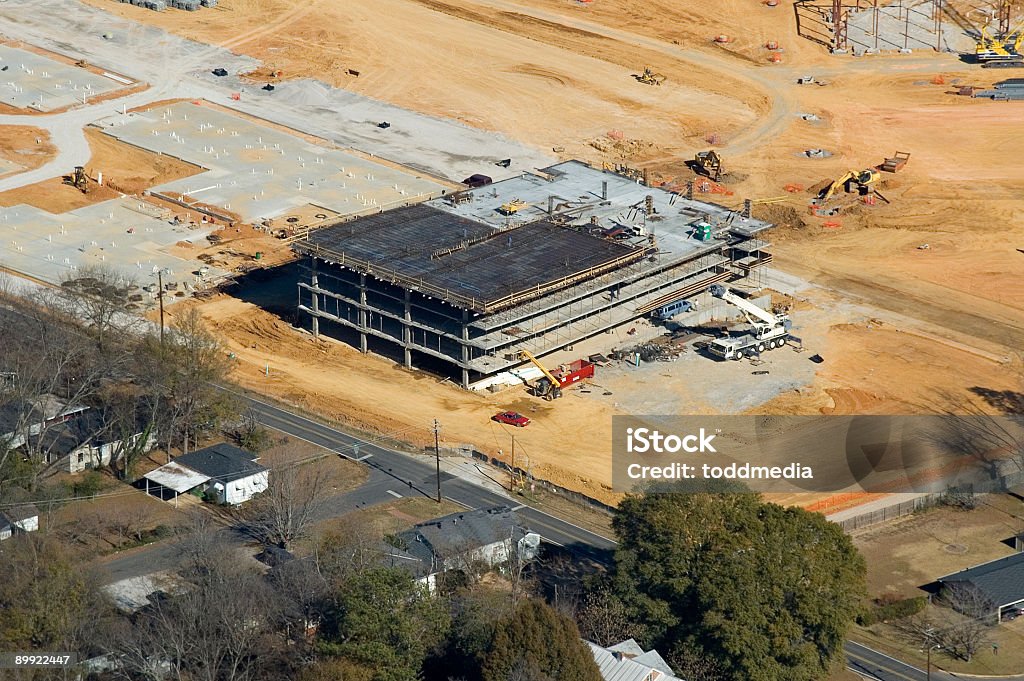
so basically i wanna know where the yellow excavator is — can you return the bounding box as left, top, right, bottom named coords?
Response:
left=636, top=66, right=666, bottom=86
left=817, top=168, right=886, bottom=204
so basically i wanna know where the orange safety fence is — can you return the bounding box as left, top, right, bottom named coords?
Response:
left=803, top=491, right=884, bottom=513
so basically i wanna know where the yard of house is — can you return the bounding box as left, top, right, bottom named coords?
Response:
left=848, top=492, right=1024, bottom=676
left=851, top=494, right=1024, bottom=599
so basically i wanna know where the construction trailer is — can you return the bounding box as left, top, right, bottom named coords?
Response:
left=294, top=161, right=774, bottom=389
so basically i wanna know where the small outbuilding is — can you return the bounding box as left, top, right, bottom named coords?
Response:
left=0, top=504, right=40, bottom=541
left=142, top=443, right=268, bottom=506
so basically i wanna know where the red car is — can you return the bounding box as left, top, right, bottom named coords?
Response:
left=492, top=411, right=530, bottom=427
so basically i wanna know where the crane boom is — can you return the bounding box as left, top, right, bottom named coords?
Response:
left=520, top=350, right=563, bottom=390
left=709, top=284, right=780, bottom=327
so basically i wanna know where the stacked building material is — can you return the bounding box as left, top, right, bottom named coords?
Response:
left=972, top=78, right=1024, bottom=100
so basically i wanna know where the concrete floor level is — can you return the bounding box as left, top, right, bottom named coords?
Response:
left=295, top=162, right=775, bottom=388
left=0, top=44, right=131, bottom=112
left=98, top=101, right=448, bottom=224
left=0, top=198, right=227, bottom=291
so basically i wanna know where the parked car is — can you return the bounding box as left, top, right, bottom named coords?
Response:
left=492, top=411, right=530, bottom=427
left=1005, top=607, right=1024, bottom=621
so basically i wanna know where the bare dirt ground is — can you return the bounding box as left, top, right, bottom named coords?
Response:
left=0, top=126, right=203, bottom=211
left=74, top=0, right=1024, bottom=506
left=0, top=126, right=56, bottom=175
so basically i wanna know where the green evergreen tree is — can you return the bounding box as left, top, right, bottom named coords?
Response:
left=320, top=568, right=450, bottom=681
left=481, top=600, right=602, bottom=681
left=611, top=490, right=866, bottom=681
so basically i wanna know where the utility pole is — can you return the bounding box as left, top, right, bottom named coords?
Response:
left=927, top=643, right=941, bottom=681
left=433, top=419, right=441, bottom=502
left=157, top=268, right=165, bottom=349
left=510, top=434, right=516, bottom=492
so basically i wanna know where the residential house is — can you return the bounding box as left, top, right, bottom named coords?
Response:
left=30, top=408, right=156, bottom=473
left=0, top=503, right=40, bottom=541
left=394, top=505, right=540, bottom=591
left=141, top=443, right=269, bottom=505
left=938, top=551, right=1024, bottom=622
left=0, top=395, right=88, bottom=451
left=587, top=639, right=683, bottom=681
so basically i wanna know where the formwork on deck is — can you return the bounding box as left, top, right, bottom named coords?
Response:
left=297, top=204, right=648, bottom=314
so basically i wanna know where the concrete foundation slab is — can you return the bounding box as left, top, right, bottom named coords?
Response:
left=0, top=45, right=131, bottom=111
left=98, top=101, right=447, bottom=223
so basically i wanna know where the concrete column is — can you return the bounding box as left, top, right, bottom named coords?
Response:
left=403, top=289, right=412, bottom=368
left=310, top=258, right=319, bottom=338
left=461, top=309, right=470, bottom=389
left=358, top=273, right=368, bottom=353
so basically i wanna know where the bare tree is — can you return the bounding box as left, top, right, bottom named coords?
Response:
left=56, top=264, right=140, bottom=353
left=576, top=587, right=638, bottom=647
left=938, top=583, right=995, bottom=662
left=246, top=464, right=328, bottom=548
left=159, top=308, right=236, bottom=455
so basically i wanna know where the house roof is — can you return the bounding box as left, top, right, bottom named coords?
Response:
left=587, top=640, right=683, bottom=681
left=938, top=552, right=1024, bottom=609
left=607, top=640, right=675, bottom=677
left=1, top=503, right=39, bottom=524
left=395, top=506, right=524, bottom=566
left=143, top=461, right=211, bottom=494
left=171, top=443, right=267, bottom=484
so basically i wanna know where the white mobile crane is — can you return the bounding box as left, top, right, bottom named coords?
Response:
left=706, top=284, right=792, bottom=360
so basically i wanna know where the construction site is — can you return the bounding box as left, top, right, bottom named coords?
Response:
left=295, top=161, right=773, bottom=389
left=0, top=0, right=1020, bottom=511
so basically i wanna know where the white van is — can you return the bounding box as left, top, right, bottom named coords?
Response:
left=653, top=299, right=694, bottom=321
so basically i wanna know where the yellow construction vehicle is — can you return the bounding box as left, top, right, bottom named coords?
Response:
left=976, top=25, right=1013, bottom=60
left=63, top=166, right=89, bottom=194
left=693, top=150, right=723, bottom=182
left=520, top=350, right=564, bottom=400
left=741, top=196, right=789, bottom=219
left=817, top=169, right=882, bottom=204
left=498, top=198, right=529, bottom=215
left=636, top=66, right=666, bottom=86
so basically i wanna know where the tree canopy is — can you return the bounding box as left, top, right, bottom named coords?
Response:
left=320, top=568, right=450, bottom=681
left=481, top=599, right=602, bottom=681
left=610, top=490, right=866, bottom=681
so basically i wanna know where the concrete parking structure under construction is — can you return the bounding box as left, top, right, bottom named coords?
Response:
left=295, top=161, right=774, bottom=388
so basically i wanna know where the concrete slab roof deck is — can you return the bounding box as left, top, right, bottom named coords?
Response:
left=300, top=203, right=646, bottom=312
left=98, top=101, right=446, bottom=223
left=431, top=160, right=769, bottom=268
left=0, top=45, right=130, bottom=112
